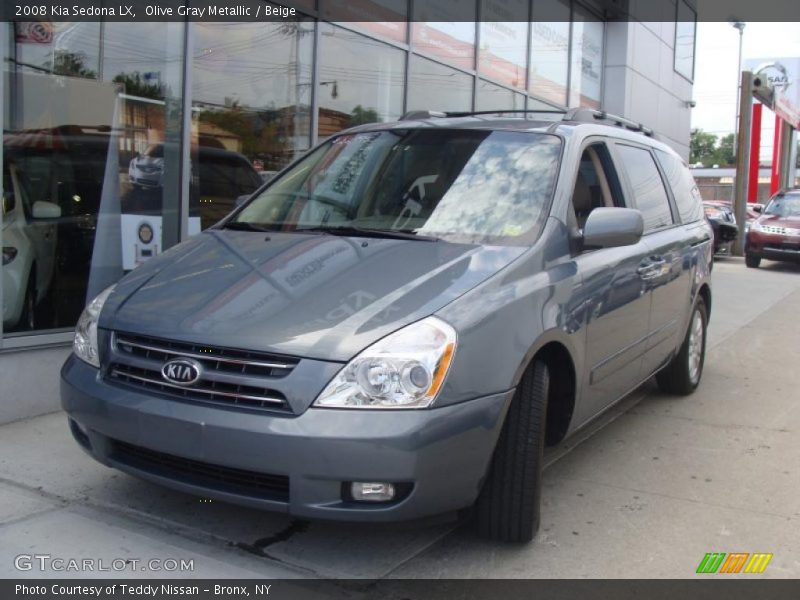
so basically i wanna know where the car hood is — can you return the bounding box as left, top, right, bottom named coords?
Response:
left=101, top=230, right=525, bottom=362
left=757, top=214, right=800, bottom=228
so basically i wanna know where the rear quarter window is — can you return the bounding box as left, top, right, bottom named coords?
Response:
left=616, top=144, right=674, bottom=232
left=655, top=149, right=703, bottom=223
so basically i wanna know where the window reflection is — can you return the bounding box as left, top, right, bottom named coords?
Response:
left=191, top=20, right=314, bottom=230
left=569, top=10, right=604, bottom=109
left=3, top=21, right=185, bottom=335
left=317, top=23, right=405, bottom=139
left=476, top=80, right=526, bottom=111
left=529, top=0, right=570, bottom=106
left=407, top=56, right=473, bottom=113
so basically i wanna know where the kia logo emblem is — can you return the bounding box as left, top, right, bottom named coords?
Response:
left=161, top=358, right=202, bottom=386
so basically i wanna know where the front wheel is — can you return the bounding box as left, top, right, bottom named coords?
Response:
left=656, top=298, right=707, bottom=395
left=475, top=360, right=549, bottom=543
left=745, top=254, right=761, bottom=268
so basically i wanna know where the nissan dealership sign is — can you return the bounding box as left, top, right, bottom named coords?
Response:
left=745, top=57, right=800, bottom=128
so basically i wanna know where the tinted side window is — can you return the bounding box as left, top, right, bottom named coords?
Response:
left=617, top=144, right=674, bottom=232
left=655, top=149, right=703, bottom=223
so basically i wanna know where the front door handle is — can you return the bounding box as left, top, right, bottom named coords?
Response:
left=637, top=257, right=666, bottom=280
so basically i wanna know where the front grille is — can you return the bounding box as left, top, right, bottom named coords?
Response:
left=108, top=363, right=289, bottom=411
left=106, top=332, right=298, bottom=413
left=111, top=439, right=289, bottom=502
left=114, top=333, right=298, bottom=378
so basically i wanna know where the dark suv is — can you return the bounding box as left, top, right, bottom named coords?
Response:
left=61, top=109, right=713, bottom=543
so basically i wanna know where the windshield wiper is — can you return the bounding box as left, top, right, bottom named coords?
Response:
left=295, top=226, right=438, bottom=242
left=220, top=221, right=277, bottom=232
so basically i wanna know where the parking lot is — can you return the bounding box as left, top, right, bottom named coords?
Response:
left=1, top=257, right=799, bottom=581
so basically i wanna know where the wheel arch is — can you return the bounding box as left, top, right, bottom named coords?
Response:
left=513, top=333, right=578, bottom=447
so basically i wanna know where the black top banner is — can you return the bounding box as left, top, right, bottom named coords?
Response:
left=1, top=0, right=799, bottom=23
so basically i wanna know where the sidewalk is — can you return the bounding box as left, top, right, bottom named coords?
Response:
left=1, top=258, right=799, bottom=580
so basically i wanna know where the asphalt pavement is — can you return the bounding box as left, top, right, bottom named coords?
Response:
left=1, top=257, right=798, bottom=580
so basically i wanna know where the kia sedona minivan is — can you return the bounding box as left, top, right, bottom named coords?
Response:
left=62, top=108, right=713, bottom=543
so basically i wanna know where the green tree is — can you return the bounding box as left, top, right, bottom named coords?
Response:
left=713, top=133, right=736, bottom=166
left=112, top=72, right=165, bottom=100
left=349, top=105, right=379, bottom=126
left=690, top=128, right=718, bottom=166
left=51, top=50, right=96, bottom=79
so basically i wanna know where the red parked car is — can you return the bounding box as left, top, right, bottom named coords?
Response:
left=745, top=189, right=800, bottom=268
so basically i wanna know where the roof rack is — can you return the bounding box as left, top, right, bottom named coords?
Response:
left=399, top=107, right=655, bottom=137
left=400, top=109, right=566, bottom=120
left=565, top=108, right=654, bottom=137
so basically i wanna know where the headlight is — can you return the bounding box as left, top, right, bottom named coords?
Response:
left=786, top=227, right=800, bottom=237
left=73, top=285, right=115, bottom=368
left=314, top=317, right=457, bottom=409
left=751, top=221, right=764, bottom=232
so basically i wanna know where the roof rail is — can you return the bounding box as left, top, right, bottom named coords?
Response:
left=565, top=107, right=654, bottom=136
left=443, top=109, right=567, bottom=118
left=400, top=110, right=447, bottom=120
left=399, top=107, right=655, bottom=137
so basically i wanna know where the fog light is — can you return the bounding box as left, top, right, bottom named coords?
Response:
left=351, top=482, right=395, bottom=502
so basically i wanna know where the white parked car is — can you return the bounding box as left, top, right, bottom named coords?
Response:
left=2, top=162, right=61, bottom=331
left=128, top=144, right=164, bottom=188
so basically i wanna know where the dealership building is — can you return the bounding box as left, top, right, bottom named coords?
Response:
left=0, top=0, right=697, bottom=422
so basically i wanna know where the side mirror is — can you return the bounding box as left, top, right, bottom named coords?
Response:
left=752, top=204, right=763, bottom=213
left=582, top=207, right=644, bottom=249
left=2, top=192, right=14, bottom=215
left=32, top=200, right=62, bottom=220
left=234, top=194, right=250, bottom=208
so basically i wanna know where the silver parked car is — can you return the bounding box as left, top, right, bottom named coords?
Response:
left=61, top=109, right=713, bottom=542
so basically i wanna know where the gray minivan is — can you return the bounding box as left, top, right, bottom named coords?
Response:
left=61, top=109, right=713, bottom=542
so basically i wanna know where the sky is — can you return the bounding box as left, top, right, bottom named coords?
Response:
left=692, top=22, right=800, bottom=163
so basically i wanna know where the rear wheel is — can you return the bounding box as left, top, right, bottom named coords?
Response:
left=656, top=298, right=707, bottom=395
left=475, top=360, right=549, bottom=543
left=745, top=254, right=761, bottom=268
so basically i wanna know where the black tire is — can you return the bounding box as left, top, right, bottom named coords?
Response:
left=656, top=298, right=707, bottom=395
left=19, top=273, right=36, bottom=331
left=475, top=360, right=549, bottom=543
left=745, top=254, right=761, bottom=268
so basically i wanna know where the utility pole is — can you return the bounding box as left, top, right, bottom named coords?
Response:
left=732, top=22, right=746, bottom=141
left=733, top=70, right=753, bottom=256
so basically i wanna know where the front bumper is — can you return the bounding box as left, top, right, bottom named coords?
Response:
left=61, top=355, right=512, bottom=522
left=746, top=232, right=800, bottom=263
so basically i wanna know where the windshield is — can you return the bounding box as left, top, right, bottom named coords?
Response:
left=231, top=129, right=562, bottom=244
left=764, top=193, right=800, bottom=218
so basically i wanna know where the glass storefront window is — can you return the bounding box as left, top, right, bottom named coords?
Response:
left=478, top=0, right=528, bottom=90
left=191, top=20, right=313, bottom=230
left=412, top=0, right=477, bottom=71
left=476, top=80, right=526, bottom=111
left=317, top=23, right=405, bottom=139
left=674, top=0, right=696, bottom=81
left=3, top=21, right=185, bottom=338
left=569, top=9, right=604, bottom=109
left=407, top=56, right=473, bottom=113
left=321, top=0, right=409, bottom=43
left=529, top=0, right=570, bottom=106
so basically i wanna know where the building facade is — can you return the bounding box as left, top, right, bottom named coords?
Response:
left=0, top=0, right=697, bottom=423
